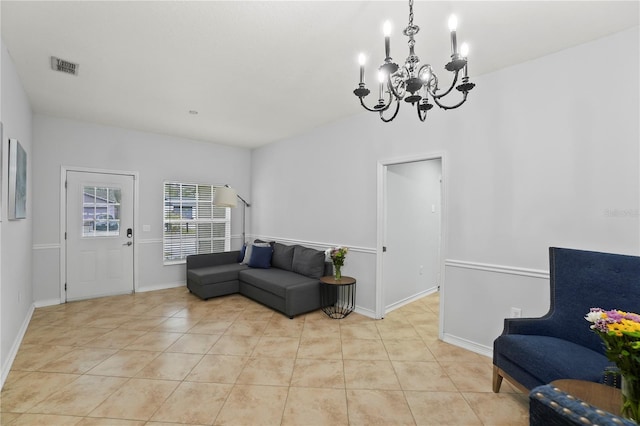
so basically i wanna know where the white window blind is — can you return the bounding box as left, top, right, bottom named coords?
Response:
left=163, top=182, right=230, bottom=263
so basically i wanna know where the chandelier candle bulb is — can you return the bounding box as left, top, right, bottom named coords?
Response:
left=460, top=43, right=469, bottom=77
left=460, top=42, right=469, bottom=58
left=448, top=15, right=458, bottom=56
left=378, top=71, right=385, bottom=100
left=358, top=53, right=366, bottom=84
left=383, top=20, right=392, bottom=59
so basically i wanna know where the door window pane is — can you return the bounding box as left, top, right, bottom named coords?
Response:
left=83, top=186, right=121, bottom=237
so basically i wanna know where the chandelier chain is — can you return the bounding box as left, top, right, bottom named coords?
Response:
left=408, top=0, right=414, bottom=27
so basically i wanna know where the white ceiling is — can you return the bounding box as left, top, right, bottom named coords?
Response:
left=1, top=1, right=638, bottom=149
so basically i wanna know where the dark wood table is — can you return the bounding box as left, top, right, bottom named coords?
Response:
left=320, top=276, right=356, bottom=319
left=550, top=379, right=622, bottom=415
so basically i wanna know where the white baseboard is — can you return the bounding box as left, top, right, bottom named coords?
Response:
left=442, top=333, right=493, bottom=359
left=384, top=287, right=438, bottom=314
left=136, top=281, right=185, bottom=293
left=1, top=303, right=35, bottom=389
left=34, top=298, right=61, bottom=308
left=36, top=283, right=186, bottom=305
left=354, top=306, right=377, bottom=319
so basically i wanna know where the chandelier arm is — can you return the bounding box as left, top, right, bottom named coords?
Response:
left=431, top=90, right=469, bottom=110
left=359, top=96, right=393, bottom=113
left=429, top=69, right=462, bottom=100
left=359, top=98, right=383, bottom=112
left=417, top=64, right=433, bottom=82
left=379, top=99, right=401, bottom=122
left=388, top=79, right=403, bottom=100
left=387, top=69, right=407, bottom=100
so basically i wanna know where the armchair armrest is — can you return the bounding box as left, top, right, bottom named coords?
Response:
left=501, top=313, right=556, bottom=335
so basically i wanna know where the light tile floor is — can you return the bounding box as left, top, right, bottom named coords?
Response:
left=0, top=288, right=528, bottom=425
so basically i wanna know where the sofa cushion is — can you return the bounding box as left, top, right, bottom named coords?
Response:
left=496, top=334, right=610, bottom=385
left=239, top=268, right=317, bottom=298
left=187, top=263, right=248, bottom=286
left=248, top=245, right=273, bottom=269
left=242, top=242, right=271, bottom=264
left=272, top=243, right=295, bottom=271
left=237, top=244, right=247, bottom=263
left=292, top=246, right=325, bottom=279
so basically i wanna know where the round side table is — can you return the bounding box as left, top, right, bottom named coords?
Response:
left=320, top=276, right=356, bottom=319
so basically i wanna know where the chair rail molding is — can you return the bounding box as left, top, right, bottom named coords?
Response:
left=250, top=235, right=376, bottom=255
left=445, top=259, right=550, bottom=280
left=32, top=243, right=61, bottom=251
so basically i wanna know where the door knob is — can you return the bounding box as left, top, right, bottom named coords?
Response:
left=123, top=241, right=133, bottom=246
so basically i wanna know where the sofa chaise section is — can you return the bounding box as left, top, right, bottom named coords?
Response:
left=239, top=264, right=332, bottom=318
left=186, top=250, right=247, bottom=300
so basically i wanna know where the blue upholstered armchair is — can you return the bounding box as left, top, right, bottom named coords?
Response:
left=493, top=247, right=640, bottom=393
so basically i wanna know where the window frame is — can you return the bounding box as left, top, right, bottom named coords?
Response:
left=163, top=181, right=231, bottom=265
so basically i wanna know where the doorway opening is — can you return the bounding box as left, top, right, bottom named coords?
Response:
left=376, top=154, right=446, bottom=336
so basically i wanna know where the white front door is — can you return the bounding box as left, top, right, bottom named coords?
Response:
left=66, top=170, right=135, bottom=301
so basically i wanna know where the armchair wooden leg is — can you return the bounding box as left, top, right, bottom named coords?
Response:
left=493, top=365, right=503, bottom=393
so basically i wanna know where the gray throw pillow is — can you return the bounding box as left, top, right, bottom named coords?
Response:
left=292, top=245, right=325, bottom=279
left=254, top=239, right=275, bottom=247
left=272, top=242, right=295, bottom=271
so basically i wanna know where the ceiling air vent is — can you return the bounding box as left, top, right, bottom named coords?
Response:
left=51, top=56, right=79, bottom=76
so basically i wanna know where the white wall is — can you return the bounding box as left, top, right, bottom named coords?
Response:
left=1, top=41, right=34, bottom=386
left=32, top=115, right=252, bottom=303
left=251, top=27, right=639, bottom=354
left=440, top=25, right=639, bottom=355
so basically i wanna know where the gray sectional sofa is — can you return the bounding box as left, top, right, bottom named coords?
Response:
left=186, top=242, right=333, bottom=318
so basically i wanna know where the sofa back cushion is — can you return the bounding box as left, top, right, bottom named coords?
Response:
left=254, top=239, right=276, bottom=247
left=292, top=245, right=325, bottom=279
left=272, top=243, right=295, bottom=271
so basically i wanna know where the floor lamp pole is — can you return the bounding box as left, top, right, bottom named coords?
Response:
left=242, top=201, right=246, bottom=244
left=237, top=194, right=250, bottom=244
left=214, top=185, right=250, bottom=246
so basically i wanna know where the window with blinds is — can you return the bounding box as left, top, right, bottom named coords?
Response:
left=163, top=182, right=230, bottom=263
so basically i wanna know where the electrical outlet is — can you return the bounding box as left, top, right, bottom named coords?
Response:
left=510, top=307, right=522, bottom=318
left=419, top=265, right=424, bottom=275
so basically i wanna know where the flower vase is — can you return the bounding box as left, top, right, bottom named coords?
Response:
left=621, top=374, right=640, bottom=422
left=334, top=264, right=342, bottom=281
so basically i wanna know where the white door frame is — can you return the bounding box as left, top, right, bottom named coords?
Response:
left=376, top=152, right=447, bottom=339
left=60, top=166, right=140, bottom=303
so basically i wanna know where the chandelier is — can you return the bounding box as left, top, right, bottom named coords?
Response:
left=353, top=0, right=475, bottom=122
